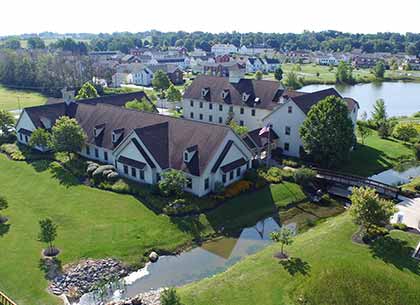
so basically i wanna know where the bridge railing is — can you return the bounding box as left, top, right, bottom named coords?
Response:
left=0, top=291, right=17, bottom=305
left=313, top=167, right=399, bottom=194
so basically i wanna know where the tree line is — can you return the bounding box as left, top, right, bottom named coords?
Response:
left=2, top=30, right=420, bottom=55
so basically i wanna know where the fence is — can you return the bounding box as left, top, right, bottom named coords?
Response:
left=0, top=291, right=17, bottom=305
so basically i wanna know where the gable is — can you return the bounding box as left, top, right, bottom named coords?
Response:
left=16, top=110, right=37, bottom=133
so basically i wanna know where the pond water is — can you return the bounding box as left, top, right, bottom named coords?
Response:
left=369, top=165, right=420, bottom=186
left=76, top=217, right=296, bottom=305
left=301, top=82, right=420, bottom=118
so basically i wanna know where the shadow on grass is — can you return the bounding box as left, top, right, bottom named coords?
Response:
left=39, top=257, right=63, bottom=280
left=279, top=257, right=311, bottom=276
left=0, top=222, right=10, bottom=237
left=170, top=215, right=209, bottom=242
left=370, top=235, right=420, bottom=275
left=49, top=162, right=80, bottom=187
left=30, top=159, right=53, bottom=172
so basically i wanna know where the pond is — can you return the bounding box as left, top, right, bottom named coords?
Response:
left=76, top=217, right=296, bottom=305
left=301, top=82, right=420, bottom=118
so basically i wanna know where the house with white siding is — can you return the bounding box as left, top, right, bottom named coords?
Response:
left=15, top=90, right=253, bottom=197
left=211, top=44, right=238, bottom=56
left=183, top=75, right=359, bottom=158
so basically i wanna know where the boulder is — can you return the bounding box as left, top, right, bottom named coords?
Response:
left=107, top=171, right=120, bottom=181
left=149, top=251, right=159, bottom=263
left=92, top=165, right=116, bottom=178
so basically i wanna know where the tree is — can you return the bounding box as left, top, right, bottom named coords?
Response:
left=152, top=70, right=171, bottom=95
left=0, top=195, right=8, bottom=223
left=371, top=99, right=389, bottom=138
left=229, top=121, right=249, bottom=136
left=283, top=71, right=302, bottom=90
left=356, top=121, right=373, bottom=145
left=29, top=128, right=51, bottom=150
left=335, top=61, right=354, bottom=84
left=255, top=70, right=263, bottom=80
left=300, top=96, right=355, bottom=167
left=0, top=110, right=15, bottom=136
left=392, top=122, right=418, bottom=142
left=50, top=116, right=86, bottom=160
left=270, top=227, right=294, bottom=257
left=125, top=98, right=156, bottom=112
left=372, top=61, right=386, bottom=79
left=3, top=38, right=21, bottom=49
left=76, top=82, right=99, bottom=100
left=158, top=169, right=188, bottom=197
left=349, top=187, right=396, bottom=231
left=293, top=168, right=316, bottom=186
left=27, top=37, right=45, bottom=49
left=166, top=85, right=182, bottom=102
left=184, top=38, right=194, bottom=52
left=160, top=288, right=182, bottom=305
left=38, top=218, right=58, bottom=255
left=175, top=39, right=184, bottom=47
left=274, top=66, right=283, bottom=81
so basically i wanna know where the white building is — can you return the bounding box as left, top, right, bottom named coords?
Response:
left=15, top=90, right=253, bottom=197
left=318, top=55, right=339, bottom=66
left=211, top=44, right=238, bottom=56
left=183, top=76, right=359, bottom=158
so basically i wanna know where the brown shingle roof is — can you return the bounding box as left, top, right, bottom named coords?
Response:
left=290, top=88, right=342, bottom=114
left=184, top=75, right=284, bottom=110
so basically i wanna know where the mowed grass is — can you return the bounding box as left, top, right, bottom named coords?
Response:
left=0, top=154, right=314, bottom=305
left=0, top=85, right=47, bottom=111
left=179, top=213, right=420, bottom=305
left=340, top=129, right=415, bottom=176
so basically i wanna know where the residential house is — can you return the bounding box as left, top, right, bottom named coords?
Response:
left=263, top=58, right=281, bottom=72
left=317, top=55, right=339, bottom=66
left=201, top=62, right=246, bottom=78
left=183, top=75, right=359, bottom=158
left=149, top=57, right=188, bottom=70
left=211, top=44, right=238, bottom=56
left=15, top=90, right=254, bottom=197
left=245, top=57, right=265, bottom=73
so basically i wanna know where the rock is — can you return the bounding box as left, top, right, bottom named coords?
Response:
left=92, top=165, right=115, bottom=178
left=149, top=251, right=159, bottom=263
left=107, top=171, right=120, bottom=181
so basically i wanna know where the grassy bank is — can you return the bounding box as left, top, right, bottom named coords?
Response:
left=0, top=85, right=47, bottom=111
left=180, top=213, right=420, bottom=305
left=0, top=154, right=324, bottom=305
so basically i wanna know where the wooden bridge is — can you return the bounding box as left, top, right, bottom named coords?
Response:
left=0, top=291, right=17, bottom=305
left=313, top=167, right=400, bottom=198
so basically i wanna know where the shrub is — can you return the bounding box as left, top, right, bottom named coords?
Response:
left=293, top=168, right=316, bottom=186
left=364, top=225, right=389, bottom=242
left=161, top=288, right=182, bottom=305
left=243, top=168, right=258, bottom=183
left=264, top=167, right=283, bottom=184
left=392, top=223, right=408, bottom=231
left=282, top=159, right=299, bottom=168
left=392, top=122, right=418, bottom=142
left=224, top=180, right=253, bottom=198
left=0, top=143, right=26, bottom=161
left=159, top=169, right=188, bottom=197
left=415, top=143, right=420, bottom=161
left=213, top=181, right=225, bottom=195
left=320, top=193, right=332, bottom=206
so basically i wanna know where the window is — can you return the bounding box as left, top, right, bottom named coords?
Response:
left=236, top=167, right=241, bottom=177
left=240, top=107, right=244, bottom=114
left=251, top=109, right=256, bottom=116
left=288, top=106, right=292, bottom=113
left=219, top=117, right=223, bottom=124
left=229, top=106, right=233, bottom=112
left=25, top=135, right=28, bottom=142
left=156, top=173, right=161, bottom=182
left=284, top=142, right=290, bottom=151
left=140, top=170, right=145, bottom=180
left=246, top=162, right=249, bottom=170
left=199, top=113, right=203, bottom=120
left=131, top=167, right=136, bottom=177
left=19, top=133, right=22, bottom=141
left=204, top=178, right=209, bottom=190
left=222, top=174, right=226, bottom=183
left=190, top=100, right=194, bottom=107
left=86, top=146, right=90, bottom=155
left=209, top=103, right=213, bottom=110
left=184, top=152, right=189, bottom=162
left=186, top=177, right=192, bottom=189
left=285, top=126, right=291, bottom=135
left=209, top=115, right=213, bottom=122
left=190, top=112, right=194, bottom=119
left=104, top=151, right=108, bottom=161
left=199, top=101, right=203, bottom=108
left=95, top=148, right=99, bottom=158
left=229, top=171, right=234, bottom=180
left=219, top=104, right=223, bottom=111
left=240, top=120, right=244, bottom=126
left=123, top=165, right=129, bottom=175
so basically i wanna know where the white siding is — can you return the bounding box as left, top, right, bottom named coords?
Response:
left=15, top=110, right=36, bottom=146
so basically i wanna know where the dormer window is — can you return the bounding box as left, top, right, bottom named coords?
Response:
left=254, top=97, right=261, bottom=103
left=201, top=87, right=210, bottom=98
left=93, top=124, right=105, bottom=138
left=40, top=116, right=52, bottom=130
left=184, top=145, right=198, bottom=163
left=184, top=152, right=189, bottom=162
left=221, top=89, right=230, bottom=100
left=242, top=92, right=250, bottom=102
left=112, top=128, right=124, bottom=144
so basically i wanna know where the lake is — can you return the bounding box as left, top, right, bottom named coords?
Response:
left=301, top=82, right=420, bottom=118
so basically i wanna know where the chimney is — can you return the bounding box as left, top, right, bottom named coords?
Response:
left=61, top=87, right=75, bottom=105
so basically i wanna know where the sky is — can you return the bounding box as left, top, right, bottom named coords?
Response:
left=1, top=0, right=420, bottom=36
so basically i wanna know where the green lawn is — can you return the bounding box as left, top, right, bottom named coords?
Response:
left=180, top=213, right=420, bottom=305
left=0, top=85, right=47, bottom=111
left=0, top=154, right=313, bottom=305
left=340, top=129, right=415, bottom=176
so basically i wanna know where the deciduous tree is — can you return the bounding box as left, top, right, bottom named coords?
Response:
left=372, top=61, right=386, bottom=79
left=0, top=110, right=15, bottom=136
left=76, top=82, right=99, bottom=100
left=392, top=122, right=418, bottom=142
left=50, top=116, right=86, bottom=160
left=335, top=61, right=354, bottom=84
left=0, top=195, right=8, bottom=223
left=270, top=227, right=294, bottom=257
left=356, top=121, right=373, bottom=145
left=158, top=169, right=188, bottom=197
left=125, top=98, right=156, bottom=112
left=166, top=85, right=182, bottom=102
left=29, top=128, right=51, bottom=150
left=274, top=66, right=284, bottom=81
left=152, top=70, right=171, bottom=95
left=38, top=218, right=58, bottom=255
